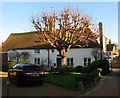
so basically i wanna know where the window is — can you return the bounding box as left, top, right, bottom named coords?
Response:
left=109, top=52, right=111, bottom=56
left=34, top=58, right=40, bottom=65
left=84, top=58, right=91, bottom=66
left=9, top=57, right=16, bottom=60
left=107, top=51, right=111, bottom=56
left=34, top=49, right=40, bottom=53
left=51, top=49, right=54, bottom=53
left=16, top=65, right=23, bottom=69
left=67, top=58, right=73, bottom=66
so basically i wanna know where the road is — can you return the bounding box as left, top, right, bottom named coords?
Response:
left=84, top=68, right=120, bottom=97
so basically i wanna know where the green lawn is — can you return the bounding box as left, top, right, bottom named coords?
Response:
left=45, top=73, right=80, bottom=90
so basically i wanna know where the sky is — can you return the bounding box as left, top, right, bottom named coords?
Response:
left=0, top=1, right=119, bottom=48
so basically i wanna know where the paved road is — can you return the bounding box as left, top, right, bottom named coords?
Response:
left=83, top=68, right=120, bottom=97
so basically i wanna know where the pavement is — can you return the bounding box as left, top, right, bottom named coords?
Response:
left=83, top=68, right=120, bottom=97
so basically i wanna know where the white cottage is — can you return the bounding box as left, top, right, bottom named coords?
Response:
left=3, top=31, right=101, bottom=68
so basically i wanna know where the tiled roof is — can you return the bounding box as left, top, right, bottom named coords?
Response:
left=2, top=31, right=100, bottom=52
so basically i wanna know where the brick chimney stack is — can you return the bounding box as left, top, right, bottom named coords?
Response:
left=99, top=22, right=103, bottom=59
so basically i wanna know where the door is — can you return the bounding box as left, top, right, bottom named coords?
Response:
left=57, top=56, right=61, bottom=67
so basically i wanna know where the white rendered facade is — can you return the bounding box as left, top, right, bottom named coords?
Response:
left=8, top=48, right=98, bottom=67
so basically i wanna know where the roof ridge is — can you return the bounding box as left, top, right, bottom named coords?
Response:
left=11, top=31, right=37, bottom=35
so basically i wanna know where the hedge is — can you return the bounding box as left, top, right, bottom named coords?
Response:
left=75, top=59, right=110, bottom=75
left=75, top=69, right=100, bottom=86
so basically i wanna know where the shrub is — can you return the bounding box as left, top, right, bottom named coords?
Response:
left=66, top=66, right=75, bottom=73
left=75, top=66, right=84, bottom=73
left=8, top=60, right=16, bottom=68
left=82, top=59, right=110, bottom=75
left=84, top=60, right=101, bottom=73
left=56, top=65, right=75, bottom=74
left=19, top=59, right=29, bottom=64
left=98, top=60, right=110, bottom=75
left=75, top=69, right=100, bottom=86
left=57, top=65, right=67, bottom=74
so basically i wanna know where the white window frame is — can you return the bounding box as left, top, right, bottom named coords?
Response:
left=84, top=58, right=91, bottom=66
left=34, top=49, right=40, bottom=54
left=67, top=58, right=73, bottom=66
left=34, top=58, right=40, bottom=65
left=9, top=57, right=16, bottom=60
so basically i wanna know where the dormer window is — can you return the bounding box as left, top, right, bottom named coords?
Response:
left=34, top=49, right=40, bottom=53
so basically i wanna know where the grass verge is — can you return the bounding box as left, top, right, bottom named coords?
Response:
left=45, top=73, right=80, bottom=90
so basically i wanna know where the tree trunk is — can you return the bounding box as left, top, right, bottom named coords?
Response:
left=58, top=47, right=67, bottom=66
left=61, top=54, right=66, bottom=65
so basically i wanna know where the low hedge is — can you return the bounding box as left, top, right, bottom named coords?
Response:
left=75, top=69, right=100, bottom=86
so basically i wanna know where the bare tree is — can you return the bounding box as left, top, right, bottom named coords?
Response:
left=91, top=48, right=100, bottom=61
left=20, top=52, right=30, bottom=64
left=31, top=7, right=98, bottom=66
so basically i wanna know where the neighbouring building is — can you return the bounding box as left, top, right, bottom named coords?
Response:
left=106, top=39, right=119, bottom=60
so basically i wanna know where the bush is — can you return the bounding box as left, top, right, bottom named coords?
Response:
left=82, top=59, right=110, bottom=75
left=56, top=65, right=75, bottom=74
left=75, top=69, right=100, bottom=86
left=98, top=60, right=110, bottom=75
left=57, top=65, right=67, bottom=74
left=75, top=66, right=84, bottom=73
left=66, top=66, right=75, bottom=73
left=19, top=59, right=29, bottom=64
left=8, top=60, right=16, bottom=68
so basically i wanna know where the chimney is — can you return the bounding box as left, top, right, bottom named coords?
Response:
left=99, top=22, right=103, bottom=59
left=108, top=39, right=112, bottom=44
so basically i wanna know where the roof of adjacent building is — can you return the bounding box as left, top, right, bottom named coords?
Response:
left=106, top=44, right=116, bottom=51
left=2, top=31, right=100, bottom=52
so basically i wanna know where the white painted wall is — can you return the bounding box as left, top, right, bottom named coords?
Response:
left=67, top=48, right=95, bottom=67
left=8, top=48, right=96, bottom=67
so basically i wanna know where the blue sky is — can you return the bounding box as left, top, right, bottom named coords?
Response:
left=1, top=2, right=118, bottom=46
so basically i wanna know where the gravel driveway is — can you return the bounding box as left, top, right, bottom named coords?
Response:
left=2, top=77, right=82, bottom=97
